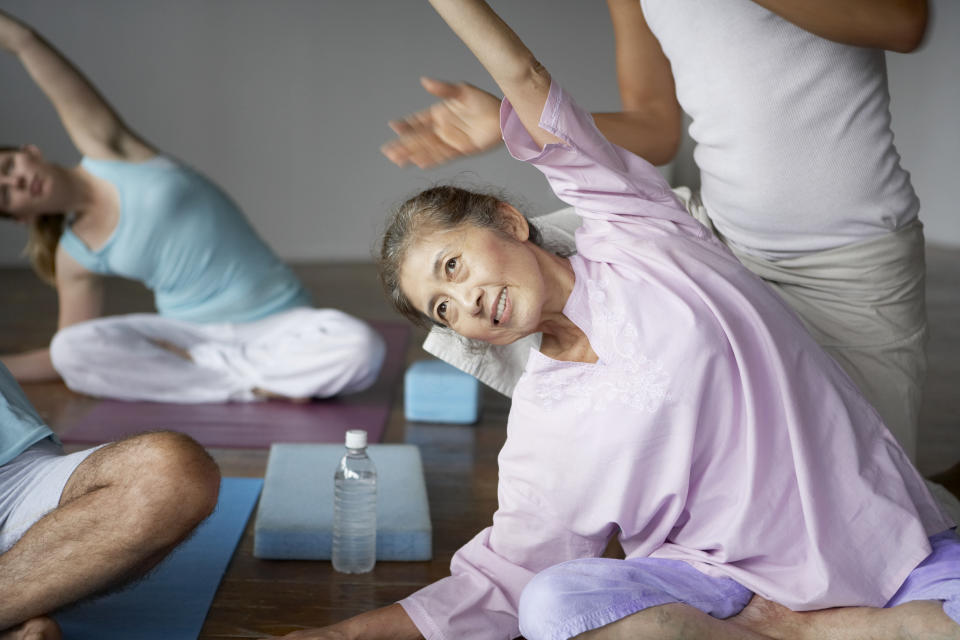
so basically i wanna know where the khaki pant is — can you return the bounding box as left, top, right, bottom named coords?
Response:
left=678, top=189, right=927, bottom=461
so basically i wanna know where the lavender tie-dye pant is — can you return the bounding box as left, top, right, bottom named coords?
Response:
left=518, top=530, right=960, bottom=640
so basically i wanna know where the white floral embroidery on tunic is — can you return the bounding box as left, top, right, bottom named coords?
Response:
left=535, top=275, right=669, bottom=414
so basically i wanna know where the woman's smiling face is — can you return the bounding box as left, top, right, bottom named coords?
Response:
left=398, top=205, right=555, bottom=345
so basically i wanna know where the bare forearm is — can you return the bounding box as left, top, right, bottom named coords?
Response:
left=14, top=30, right=126, bottom=150
left=604, top=0, right=682, bottom=164
left=347, top=604, right=423, bottom=640
left=429, top=0, right=536, bottom=92
left=593, top=111, right=680, bottom=166
left=749, top=0, right=928, bottom=52
left=0, top=348, right=59, bottom=383
left=281, top=604, right=424, bottom=640
left=427, top=0, right=560, bottom=148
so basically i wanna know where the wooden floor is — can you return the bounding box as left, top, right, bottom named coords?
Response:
left=0, top=249, right=958, bottom=637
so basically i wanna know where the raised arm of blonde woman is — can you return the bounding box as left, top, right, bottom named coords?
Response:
left=0, top=9, right=154, bottom=161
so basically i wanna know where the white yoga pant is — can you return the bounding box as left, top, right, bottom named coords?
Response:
left=0, top=439, right=100, bottom=554
left=50, top=307, right=386, bottom=403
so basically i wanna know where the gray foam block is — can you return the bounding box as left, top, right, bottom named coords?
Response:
left=254, top=443, right=432, bottom=561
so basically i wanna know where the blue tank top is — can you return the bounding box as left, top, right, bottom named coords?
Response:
left=59, top=156, right=311, bottom=324
left=0, top=364, right=56, bottom=466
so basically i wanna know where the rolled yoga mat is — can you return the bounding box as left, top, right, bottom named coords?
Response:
left=53, top=477, right=263, bottom=640
left=58, top=322, right=409, bottom=448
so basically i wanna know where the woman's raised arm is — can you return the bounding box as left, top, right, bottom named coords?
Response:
left=427, top=0, right=563, bottom=150
left=0, top=9, right=154, bottom=161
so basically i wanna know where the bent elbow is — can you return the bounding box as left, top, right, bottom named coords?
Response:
left=886, top=1, right=929, bottom=53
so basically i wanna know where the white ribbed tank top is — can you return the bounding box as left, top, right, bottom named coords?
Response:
left=641, top=0, right=919, bottom=258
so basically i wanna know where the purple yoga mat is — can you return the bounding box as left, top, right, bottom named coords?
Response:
left=58, top=321, right=409, bottom=448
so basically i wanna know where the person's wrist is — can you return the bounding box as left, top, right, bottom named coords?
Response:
left=325, top=619, right=359, bottom=640
left=339, top=604, right=420, bottom=640
left=3, top=25, right=35, bottom=55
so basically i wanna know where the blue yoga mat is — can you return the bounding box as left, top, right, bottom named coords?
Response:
left=54, top=477, right=263, bottom=639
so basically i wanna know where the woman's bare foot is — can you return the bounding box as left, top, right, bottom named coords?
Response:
left=148, top=338, right=193, bottom=362
left=252, top=387, right=312, bottom=404
left=0, top=617, right=62, bottom=640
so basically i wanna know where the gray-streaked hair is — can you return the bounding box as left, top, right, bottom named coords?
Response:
left=377, top=185, right=542, bottom=328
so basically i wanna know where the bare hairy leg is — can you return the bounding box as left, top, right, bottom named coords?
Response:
left=0, top=431, right=220, bottom=630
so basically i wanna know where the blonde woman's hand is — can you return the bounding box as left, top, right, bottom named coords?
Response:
left=380, top=77, right=503, bottom=169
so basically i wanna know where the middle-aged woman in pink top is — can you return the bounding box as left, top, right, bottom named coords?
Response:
left=275, top=1, right=960, bottom=639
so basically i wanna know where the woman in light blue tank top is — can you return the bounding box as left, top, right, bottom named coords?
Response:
left=0, top=12, right=384, bottom=403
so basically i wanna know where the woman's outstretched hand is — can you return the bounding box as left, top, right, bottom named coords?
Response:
left=0, top=9, right=33, bottom=53
left=256, top=603, right=423, bottom=640
left=259, top=604, right=423, bottom=640
left=380, top=77, right=503, bottom=169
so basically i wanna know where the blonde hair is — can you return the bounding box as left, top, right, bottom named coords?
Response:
left=377, top=185, right=541, bottom=328
left=0, top=207, right=65, bottom=287
left=26, top=214, right=66, bottom=286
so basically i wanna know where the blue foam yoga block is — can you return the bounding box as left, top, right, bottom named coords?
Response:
left=404, top=359, right=480, bottom=424
left=254, top=443, right=432, bottom=561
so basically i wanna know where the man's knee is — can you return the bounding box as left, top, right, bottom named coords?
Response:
left=134, top=431, right=220, bottom=525
left=84, top=431, right=220, bottom=547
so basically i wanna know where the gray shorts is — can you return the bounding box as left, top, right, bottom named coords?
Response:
left=0, top=439, right=100, bottom=553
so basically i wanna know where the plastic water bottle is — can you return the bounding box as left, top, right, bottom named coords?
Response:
left=332, top=429, right=377, bottom=573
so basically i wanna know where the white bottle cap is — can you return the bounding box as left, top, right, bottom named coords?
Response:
left=345, top=429, right=367, bottom=449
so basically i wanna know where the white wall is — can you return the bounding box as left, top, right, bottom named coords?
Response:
left=0, top=1, right=956, bottom=266
left=0, top=0, right=617, bottom=264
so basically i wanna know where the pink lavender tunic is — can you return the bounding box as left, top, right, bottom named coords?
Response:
left=399, top=82, right=950, bottom=640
